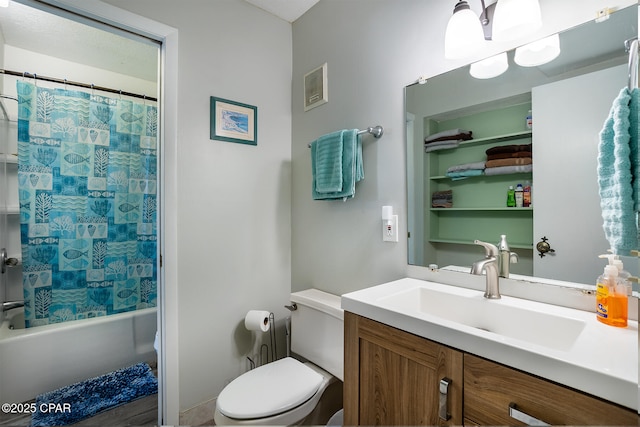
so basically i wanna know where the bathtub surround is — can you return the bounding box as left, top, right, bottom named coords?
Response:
left=0, top=307, right=157, bottom=404
left=16, top=81, right=158, bottom=327
left=31, top=362, right=157, bottom=427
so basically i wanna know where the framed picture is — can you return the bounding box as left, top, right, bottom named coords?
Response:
left=304, top=63, right=328, bottom=111
left=210, top=96, right=257, bottom=145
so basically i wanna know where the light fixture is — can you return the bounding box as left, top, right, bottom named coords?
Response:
left=0, top=0, right=9, bottom=7
left=492, top=0, right=542, bottom=42
left=470, top=52, right=509, bottom=79
left=444, top=1, right=485, bottom=59
left=445, top=0, right=544, bottom=60
left=514, top=33, right=560, bottom=67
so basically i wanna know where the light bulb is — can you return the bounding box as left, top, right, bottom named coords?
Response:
left=470, top=52, right=509, bottom=79
left=444, top=1, right=485, bottom=59
left=492, top=0, right=542, bottom=42
left=514, top=34, right=561, bottom=67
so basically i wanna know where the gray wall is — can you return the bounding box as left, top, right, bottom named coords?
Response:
left=290, top=0, right=450, bottom=295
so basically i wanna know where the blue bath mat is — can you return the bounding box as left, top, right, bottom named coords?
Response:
left=31, top=362, right=157, bottom=426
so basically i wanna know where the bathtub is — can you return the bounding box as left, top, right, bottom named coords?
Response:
left=0, top=307, right=157, bottom=404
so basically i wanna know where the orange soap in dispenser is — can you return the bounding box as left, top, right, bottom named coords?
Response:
left=596, top=255, right=628, bottom=328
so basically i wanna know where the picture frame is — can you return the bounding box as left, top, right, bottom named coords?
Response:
left=210, top=96, right=257, bottom=145
left=304, top=62, right=328, bottom=111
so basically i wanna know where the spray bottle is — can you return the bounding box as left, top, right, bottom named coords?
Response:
left=596, top=254, right=628, bottom=327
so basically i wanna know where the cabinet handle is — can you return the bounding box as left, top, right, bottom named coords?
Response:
left=509, top=403, right=550, bottom=426
left=438, top=377, right=451, bottom=421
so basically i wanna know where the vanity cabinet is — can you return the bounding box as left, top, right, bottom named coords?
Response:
left=464, top=354, right=637, bottom=426
left=343, top=312, right=463, bottom=426
left=424, top=100, right=534, bottom=269
left=344, top=312, right=638, bottom=426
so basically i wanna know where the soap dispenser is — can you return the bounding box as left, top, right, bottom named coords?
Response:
left=596, top=255, right=628, bottom=328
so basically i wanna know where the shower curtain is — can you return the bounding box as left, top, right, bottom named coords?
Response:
left=16, top=81, right=158, bottom=328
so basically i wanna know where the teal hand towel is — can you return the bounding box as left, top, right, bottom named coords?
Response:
left=311, top=129, right=362, bottom=200
left=629, top=88, right=639, bottom=212
left=597, top=87, right=637, bottom=254
left=312, top=130, right=344, bottom=193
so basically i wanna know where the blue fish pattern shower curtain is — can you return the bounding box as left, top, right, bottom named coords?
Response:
left=16, top=81, right=158, bottom=327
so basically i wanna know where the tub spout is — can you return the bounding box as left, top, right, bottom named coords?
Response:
left=1, top=300, right=24, bottom=312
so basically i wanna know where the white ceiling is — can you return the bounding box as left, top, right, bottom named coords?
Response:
left=0, top=0, right=318, bottom=84
left=243, top=0, right=320, bottom=22
left=0, top=2, right=159, bottom=81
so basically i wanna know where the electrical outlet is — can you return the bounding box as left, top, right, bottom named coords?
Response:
left=383, top=215, right=399, bottom=242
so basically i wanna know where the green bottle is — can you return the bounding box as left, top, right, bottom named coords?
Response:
left=506, top=185, right=516, bottom=207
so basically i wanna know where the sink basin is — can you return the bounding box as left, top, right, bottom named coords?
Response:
left=378, top=285, right=586, bottom=351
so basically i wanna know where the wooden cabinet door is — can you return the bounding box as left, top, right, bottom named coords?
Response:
left=464, top=354, right=638, bottom=426
left=344, top=312, right=463, bottom=426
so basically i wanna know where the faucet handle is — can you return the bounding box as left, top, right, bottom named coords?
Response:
left=474, top=240, right=499, bottom=257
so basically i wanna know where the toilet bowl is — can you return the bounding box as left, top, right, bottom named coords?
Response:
left=213, top=289, right=343, bottom=426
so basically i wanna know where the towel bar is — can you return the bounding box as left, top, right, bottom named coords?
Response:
left=307, top=125, right=384, bottom=148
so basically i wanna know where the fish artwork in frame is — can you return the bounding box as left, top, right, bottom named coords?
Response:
left=210, top=96, right=257, bottom=146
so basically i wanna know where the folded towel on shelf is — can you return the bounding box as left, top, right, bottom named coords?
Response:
left=445, top=161, right=486, bottom=173
left=432, top=200, right=453, bottom=208
left=432, top=189, right=453, bottom=198
left=425, top=128, right=472, bottom=143
left=431, top=189, right=453, bottom=208
left=485, top=143, right=532, bottom=155
left=598, top=87, right=638, bottom=254
left=425, top=140, right=460, bottom=152
left=484, top=164, right=533, bottom=176
left=446, top=169, right=484, bottom=180
left=311, top=129, right=363, bottom=201
left=486, top=151, right=532, bottom=161
left=485, top=157, right=532, bottom=168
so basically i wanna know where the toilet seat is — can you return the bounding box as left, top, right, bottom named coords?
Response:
left=216, top=357, right=324, bottom=420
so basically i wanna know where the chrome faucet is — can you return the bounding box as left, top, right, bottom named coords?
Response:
left=471, top=240, right=501, bottom=299
left=1, top=300, right=24, bottom=312
left=497, top=234, right=519, bottom=278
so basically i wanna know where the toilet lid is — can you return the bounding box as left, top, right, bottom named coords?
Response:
left=217, top=357, right=324, bottom=420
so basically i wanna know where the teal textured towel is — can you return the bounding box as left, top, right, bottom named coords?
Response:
left=597, top=87, right=637, bottom=254
left=311, top=129, right=362, bottom=200
left=629, top=88, right=639, bottom=212
left=313, top=130, right=344, bottom=193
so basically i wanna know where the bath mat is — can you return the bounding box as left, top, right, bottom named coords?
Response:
left=31, top=362, right=157, bottom=426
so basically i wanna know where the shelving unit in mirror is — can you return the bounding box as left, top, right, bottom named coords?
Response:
left=424, top=100, right=534, bottom=259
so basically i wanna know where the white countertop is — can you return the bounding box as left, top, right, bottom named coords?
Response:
left=342, top=277, right=638, bottom=411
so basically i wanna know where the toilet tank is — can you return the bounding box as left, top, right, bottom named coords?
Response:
left=290, top=289, right=343, bottom=381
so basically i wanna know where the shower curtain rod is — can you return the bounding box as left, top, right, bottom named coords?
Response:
left=0, top=69, right=157, bottom=102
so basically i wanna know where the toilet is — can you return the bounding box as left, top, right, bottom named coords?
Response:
left=213, top=289, right=344, bottom=425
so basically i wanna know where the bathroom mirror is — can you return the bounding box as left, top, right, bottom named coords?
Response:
left=406, top=5, right=639, bottom=287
